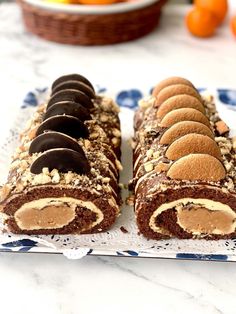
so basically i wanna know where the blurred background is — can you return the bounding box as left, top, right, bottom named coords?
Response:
left=0, top=0, right=194, bottom=2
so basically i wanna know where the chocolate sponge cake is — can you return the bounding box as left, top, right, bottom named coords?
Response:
left=132, top=77, right=236, bottom=240
left=0, top=74, right=122, bottom=235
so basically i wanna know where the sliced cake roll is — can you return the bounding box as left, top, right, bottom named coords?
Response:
left=0, top=74, right=122, bottom=235
left=132, top=76, right=236, bottom=240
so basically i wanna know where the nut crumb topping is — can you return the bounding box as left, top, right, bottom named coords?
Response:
left=144, top=162, right=154, bottom=172
left=133, top=92, right=236, bottom=195
left=115, top=160, right=123, bottom=171
left=155, top=162, right=170, bottom=173
left=3, top=96, right=122, bottom=206
left=126, top=194, right=135, bottom=206
left=0, top=185, right=11, bottom=203
left=51, top=169, right=60, bottom=184
left=232, top=137, right=236, bottom=151
left=215, top=120, right=229, bottom=135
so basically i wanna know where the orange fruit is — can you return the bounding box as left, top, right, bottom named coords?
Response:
left=45, top=0, right=71, bottom=3
left=195, top=0, right=228, bottom=25
left=45, top=0, right=118, bottom=3
left=231, top=16, right=236, bottom=37
left=78, top=0, right=117, bottom=4
left=186, top=7, right=218, bottom=38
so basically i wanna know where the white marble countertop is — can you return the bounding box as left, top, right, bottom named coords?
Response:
left=1, top=2, right=236, bottom=314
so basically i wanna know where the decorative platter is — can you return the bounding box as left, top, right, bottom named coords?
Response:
left=1, top=86, right=236, bottom=260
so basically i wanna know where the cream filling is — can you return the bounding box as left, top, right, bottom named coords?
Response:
left=134, top=154, right=142, bottom=173
left=135, top=158, right=162, bottom=178
left=108, top=168, right=117, bottom=182
left=14, top=197, right=104, bottom=231
left=108, top=197, right=119, bottom=214
left=107, top=159, right=118, bottom=176
left=149, top=198, right=236, bottom=235
left=109, top=186, right=117, bottom=197
left=134, top=144, right=141, bottom=155
left=134, top=170, right=156, bottom=194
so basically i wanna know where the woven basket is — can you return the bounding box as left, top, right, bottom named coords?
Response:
left=18, top=0, right=167, bottom=45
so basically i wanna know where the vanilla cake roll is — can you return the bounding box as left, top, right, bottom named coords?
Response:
left=132, top=77, right=236, bottom=240
left=0, top=74, right=122, bottom=234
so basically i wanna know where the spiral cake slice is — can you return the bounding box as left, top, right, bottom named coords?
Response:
left=0, top=74, right=122, bottom=235
left=132, top=77, right=236, bottom=240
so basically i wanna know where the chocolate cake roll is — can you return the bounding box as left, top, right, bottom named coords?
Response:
left=0, top=74, right=122, bottom=235
left=132, top=76, right=236, bottom=240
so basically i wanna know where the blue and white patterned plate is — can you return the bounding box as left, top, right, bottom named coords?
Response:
left=1, top=87, right=236, bottom=261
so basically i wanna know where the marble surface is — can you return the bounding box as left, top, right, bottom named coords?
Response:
left=1, top=2, right=236, bottom=314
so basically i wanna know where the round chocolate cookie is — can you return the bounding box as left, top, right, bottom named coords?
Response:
left=30, top=148, right=90, bottom=174
left=29, top=131, right=85, bottom=156
left=47, top=90, right=93, bottom=110
left=51, top=81, right=95, bottom=99
left=52, top=74, right=94, bottom=92
left=36, top=115, right=89, bottom=139
left=44, top=101, right=91, bottom=122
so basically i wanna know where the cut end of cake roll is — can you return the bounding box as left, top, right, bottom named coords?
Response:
left=133, top=76, right=236, bottom=240
left=4, top=186, right=118, bottom=235
left=0, top=74, right=121, bottom=235
left=136, top=185, right=236, bottom=240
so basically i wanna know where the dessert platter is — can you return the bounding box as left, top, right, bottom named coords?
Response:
left=1, top=74, right=236, bottom=260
